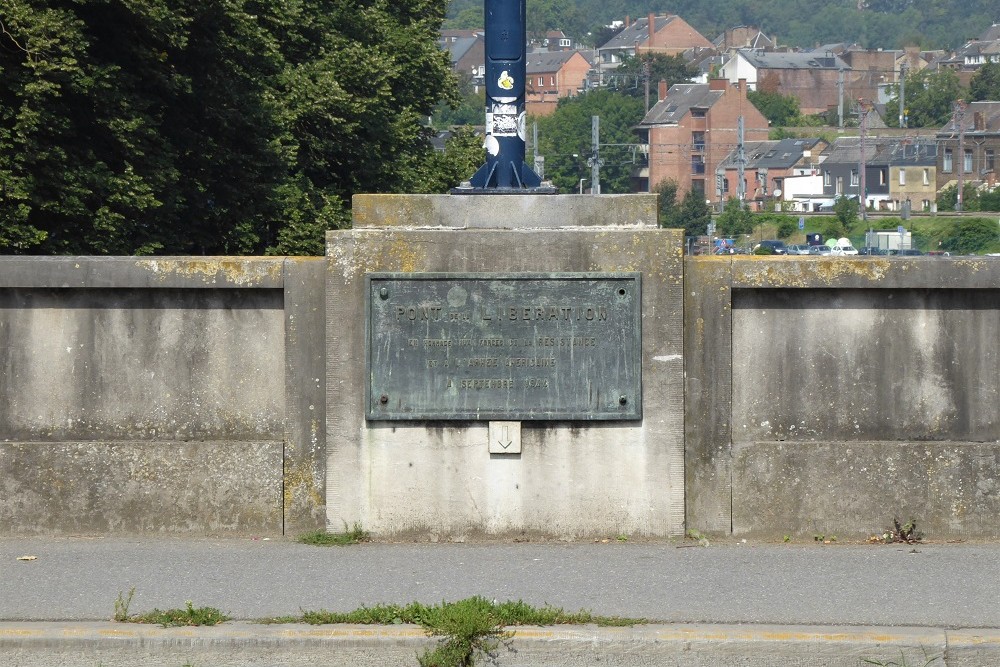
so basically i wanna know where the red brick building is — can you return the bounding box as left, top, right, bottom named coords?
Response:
left=634, top=79, right=769, bottom=202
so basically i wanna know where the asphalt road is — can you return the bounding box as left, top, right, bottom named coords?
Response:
left=2, top=537, right=998, bottom=628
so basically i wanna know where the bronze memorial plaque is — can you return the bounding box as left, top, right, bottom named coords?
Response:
left=366, top=273, right=641, bottom=420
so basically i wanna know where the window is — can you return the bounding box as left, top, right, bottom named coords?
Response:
left=691, top=155, right=705, bottom=174
left=559, top=38, right=571, bottom=47
left=850, top=169, right=859, bottom=187
left=550, top=76, right=555, bottom=86
left=823, top=171, right=831, bottom=186
left=923, top=169, right=929, bottom=185
left=879, top=168, right=887, bottom=185
left=899, top=170, right=906, bottom=186
left=943, top=148, right=953, bottom=173
left=692, top=132, right=706, bottom=151
left=964, top=149, right=973, bottom=172
left=987, top=149, right=996, bottom=173
left=690, top=109, right=706, bottom=118
left=538, top=77, right=544, bottom=86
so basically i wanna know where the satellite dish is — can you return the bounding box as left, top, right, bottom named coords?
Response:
left=773, top=188, right=782, bottom=197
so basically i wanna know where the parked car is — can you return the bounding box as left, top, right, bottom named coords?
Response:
left=754, top=240, right=788, bottom=255
left=808, top=245, right=832, bottom=256
left=858, top=246, right=888, bottom=256
left=829, top=238, right=859, bottom=256
left=895, top=248, right=924, bottom=256
left=787, top=244, right=812, bottom=255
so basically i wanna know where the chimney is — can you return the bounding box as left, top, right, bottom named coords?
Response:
left=648, top=12, right=656, bottom=45
left=974, top=111, right=985, bottom=131
left=738, top=78, right=747, bottom=94
left=709, top=78, right=727, bottom=91
left=624, top=15, right=630, bottom=28
left=659, top=79, right=668, bottom=101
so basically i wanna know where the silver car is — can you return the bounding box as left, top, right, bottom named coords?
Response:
left=787, top=244, right=812, bottom=255
left=808, top=245, right=832, bottom=256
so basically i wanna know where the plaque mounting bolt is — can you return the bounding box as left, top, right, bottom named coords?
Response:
left=379, top=394, right=389, bottom=404
left=619, top=395, right=628, bottom=405
left=379, top=287, right=389, bottom=300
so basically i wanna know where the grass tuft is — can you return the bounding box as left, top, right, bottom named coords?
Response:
left=297, top=523, right=370, bottom=546
left=129, top=601, right=229, bottom=627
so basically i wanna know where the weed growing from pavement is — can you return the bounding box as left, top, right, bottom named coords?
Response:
left=259, top=597, right=647, bottom=628
left=297, top=522, right=370, bottom=546
left=869, top=517, right=923, bottom=545
left=126, top=600, right=229, bottom=627
left=260, top=596, right=647, bottom=665
left=113, top=587, right=135, bottom=622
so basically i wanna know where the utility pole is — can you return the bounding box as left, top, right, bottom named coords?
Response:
left=588, top=115, right=603, bottom=195
left=838, top=69, right=846, bottom=129
left=858, top=100, right=868, bottom=224
left=736, top=116, right=746, bottom=202
left=955, top=100, right=966, bottom=212
left=898, top=62, right=907, bottom=128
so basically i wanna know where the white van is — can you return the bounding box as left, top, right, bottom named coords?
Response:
left=828, top=237, right=858, bottom=256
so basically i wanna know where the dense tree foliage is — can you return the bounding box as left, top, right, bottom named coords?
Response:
left=747, top=90, right=801, bottom=127
left=883, top=68, right=965, bottom=128
left=607, top=53, right=697, bottom=104
left=0, top=0, right=467, bottom=255
left=715, top=197, right=754, bottom=237
left=940, top=217, right=1000, bottom=254
left=534, top=90, right=644, bottom=194
left=969, top=62, right=1000, bottom=103
left=445, top=0, right=996, bottom=51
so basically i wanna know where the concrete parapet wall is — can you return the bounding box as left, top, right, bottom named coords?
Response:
left=0, top=257, right=326, bottom=535
left=686, top=256, right=1000, bottom=539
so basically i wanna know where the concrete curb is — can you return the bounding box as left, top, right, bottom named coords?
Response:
left=3, top=621, right=997, bottom=666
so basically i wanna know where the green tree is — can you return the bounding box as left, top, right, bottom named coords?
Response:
left=610, top=53, right=697, bottom=103
left=828, top=195, right=859, bottom=237
left=535, top=90, right=644, bottom=194
left=969, top=61, right=1000, bottom=102
left=654, top=179, right=679, bottom=227
left=940, top=217, right=999, bottom=254
left=715, top=197, right=754, bottom=237
left=748, top=90, right=801, bottom=127
left=669, top=188, right=712, bottom=236
left=884, top=68, right=966, bottom=128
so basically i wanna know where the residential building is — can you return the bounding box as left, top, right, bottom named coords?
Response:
left=443, top=33, right=485, bottom=90
left=877, top=140, right=938, bottom=213
left=716, top=137, right=828, bottom=210
left=596, top=14, right=712, bottom=78
left=936, top=101, right=1000, bottom=195
left=633, top=78, right=769, bottom=201
left=938, top=23, right=1000, bottom=87
left=819, top=137, right=890, bottom=211
left=531, top=30, right=574, bottom=52
left=712, top=26, right=775, bottom=53
left=525, top=50, right=592, bottom=116
left=718, top=50, right=850, bottom=115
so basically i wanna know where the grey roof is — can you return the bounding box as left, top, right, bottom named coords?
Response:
left=526, top=50, right=579, bottom=74
left=719, top=138, right=825, bottom=169
left=599, top=16, right=675, bottom=50
left=444, top=37, right=479, bottom=65
left=980, top=23, right=1000, bottom=42
left=821, top=137, right=881, bottom=165
left=872, top=140, right=937, bottom=166
left=637, top=83, right=721, bottom=125
left=937, top=101, right=1000, bottom=134
left=738, top=49, right=849, bottom=70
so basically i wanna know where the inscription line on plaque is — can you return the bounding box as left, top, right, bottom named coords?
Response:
left=366, top=273, right=641, bottom=421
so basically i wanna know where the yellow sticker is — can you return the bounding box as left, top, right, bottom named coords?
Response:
left=498, top=70, right=515, bottom=91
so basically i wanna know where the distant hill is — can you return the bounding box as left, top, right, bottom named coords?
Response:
left=445, top=0, right=998, bottom=51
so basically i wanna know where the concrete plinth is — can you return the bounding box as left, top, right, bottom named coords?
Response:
left=326, top=194, right=684, bottom=539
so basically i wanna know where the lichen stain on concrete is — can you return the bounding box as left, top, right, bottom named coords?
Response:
left=736, top=258, right=893, bottom=287
left=137, top=259, right=283, bottom=286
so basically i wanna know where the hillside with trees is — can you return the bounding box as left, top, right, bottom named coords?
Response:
left=445, top=0, right=997, bottom=51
